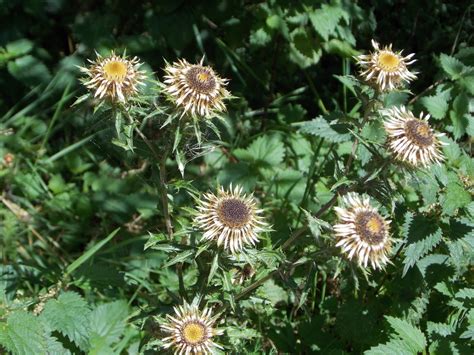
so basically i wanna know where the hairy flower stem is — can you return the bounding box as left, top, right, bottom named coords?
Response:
left=125, top=108, right=174, bottom=238
left=158, top=151, right=173, bottom=238
left=344, top=97, right=377, bottom=173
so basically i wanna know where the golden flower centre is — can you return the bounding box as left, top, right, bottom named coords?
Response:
left=217, top=198, right=250, bottom=228
left=377, top=52, right=400, bottom=72
left=355, top=211, right=386, bottom=244
left=182, top=322, right=206, bottom=344
left=186, top=66, right=216, bottom=93
left=405, top=119, right=434, bottom=147
left=103, top=60, right=128, bottom=81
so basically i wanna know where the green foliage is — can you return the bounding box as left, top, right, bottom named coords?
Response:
left=0, top=311, right=68, bottom=355
left=0, top=0, right=473, bottom=354
left=40, top=292, right=92, bottom=350
left=366, top=316, right=427, bottom=355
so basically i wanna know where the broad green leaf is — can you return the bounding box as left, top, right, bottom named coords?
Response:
left=403, top=228, right=443, bottom=276
left=7, top=55, right=52, bottom=86
left=0, top=311, right=59, bottom=355
left=5, top=39, right=34, bottom=57
left=365, top=339, right=413, bottom=355
left=40, top=291, right=91, bottom=350
left=421, top=90, right=450, bottom=120
left=296, top=116, right=351, bottom=143
left=289, top=28, right=322, bottom=68
left=257, top=279, right=288, bottom=306
left=233, top=135, right=285, bottom=167
left=309, top=4, right=347, bottom=41
left=440, top=182, right=471, bottom=216
left=440, top=53, right=465, bottom=80
left=385, top=316, right=427, bottom=353
left=89, top=301, right=129, bottom=349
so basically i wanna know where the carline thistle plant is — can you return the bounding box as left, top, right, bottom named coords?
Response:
left=73, top=37, right=453, bottom=353
left=163, top=58, right=230, bottom=119
left=382, top=106, right=446, bottom=167
left=161, top=302, right=223, bottom=355
left=195, top=185, right=269, bottom=254
left=333, top=193, right=393, bottom=270
left=355, top=39, right=417, bottom=91
left=78, top=51, right=146, bottom=102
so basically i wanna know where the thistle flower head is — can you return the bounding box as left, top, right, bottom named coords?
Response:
left=163, top=58, right=230, bottom=118
left=161, top=302, right=223, bottom=354
left=355, top=39, right=417, bottom=91
left=333, top=193, right=392, bottom=270
left=79, top=51, right=146, bottom=102
left=382, top=106, right=446, bottom=167
left=195, top=185, right=268, bottom=254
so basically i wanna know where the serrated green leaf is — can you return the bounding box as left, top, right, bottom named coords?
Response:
left=385, top=316, right=427, bottom=353
left=421, top=90, right=450, bottom=120
left=365, top=339, right=413, bottom=355
left=309, top=4, right=346, bottom=41
left=440, top=53, right=465, bottom=79
left=403, top=227, right=443, bottom=276
left=249, top=28, right=271, bottom=47
left=89, top=301, right=129, bottom=348
left=455, top=288, right=474, bottom=299
left=297, top=116, right=351, bottom=142
left=40, top=291, right=91, bottom=351
left=234, top=135, right=285, bottom=167
left=427, top=322, right=455, bottom=337
left=440, top=182, right=471, bottom=216
left=257, top=279, right=288, bottom=306
left=0, top=311, right=54, bottom=355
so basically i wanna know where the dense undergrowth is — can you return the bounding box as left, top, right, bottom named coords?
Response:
left=0, top=1, right=473, bottom=354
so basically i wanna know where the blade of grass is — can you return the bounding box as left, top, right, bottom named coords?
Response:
left=45, top=132, right=98, bottom=163
left=65, top=228, right=120, bottom=276
left=40, top=83, right=72, bottom=151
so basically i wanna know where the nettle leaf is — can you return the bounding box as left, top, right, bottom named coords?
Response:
left=0, top=310, right=67, bottom=355
left=89, top=301, right=129, bottom=349
left=440, top=53, right=465, bottom=80
left=402, top=213, right=443, bottom=277
left=385, top=316, right=427, bottom=353
left=233, top=135, right=285, bottom=167
left=421, top=90, right=451, bottom=120
left=440, top=182, right=471, bottom=216
left=249, top=27, right=272, bottom=47
left=289, top=27, right=322, bottom=68
left=257, top=279, right=288, bottom=306
left=450, top=92, right=470, bottom=139
left=365, top=339, right=413, bottom=355
left=296, top=115, right=351, bottom=143
left=403, top=228, right=443, bottom=276
left=309, top=4, right=347, bottom=41
left=40, top=291, right=92, bottom=351
left=427, top=322, right=456, bottom=338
